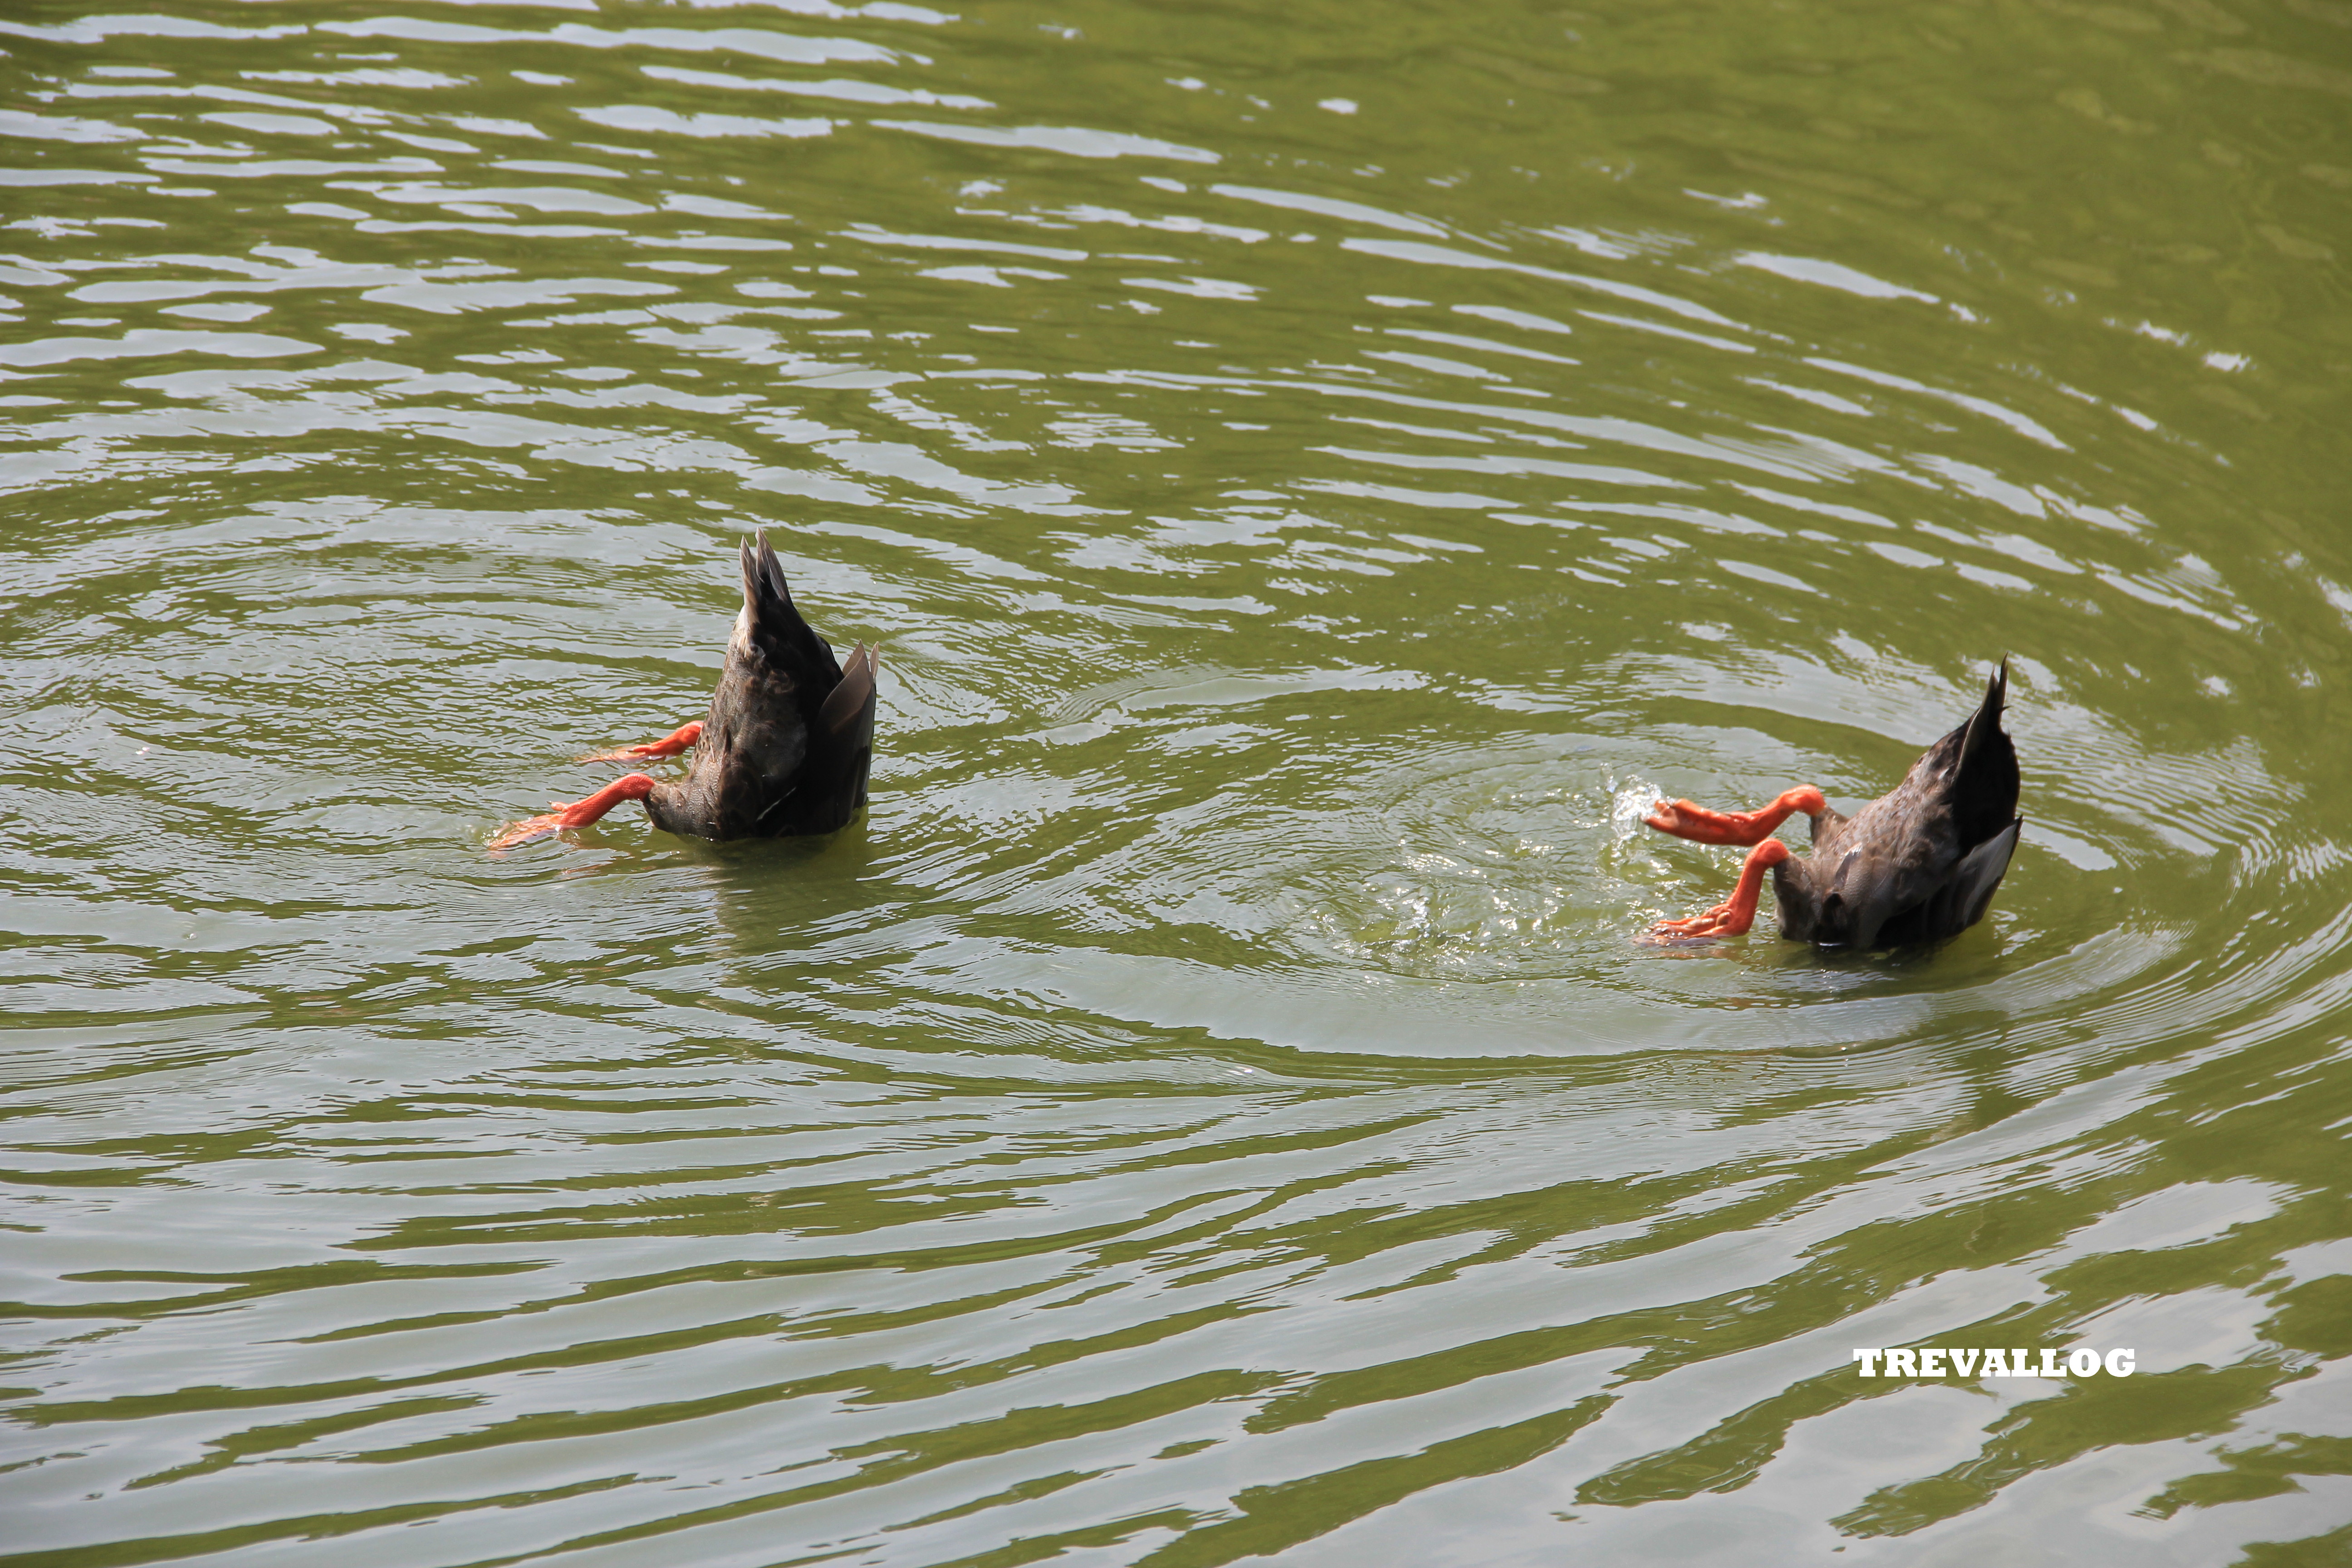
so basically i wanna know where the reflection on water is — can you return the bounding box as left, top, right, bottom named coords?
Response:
left=4, top=0, right=2351, bottom=1563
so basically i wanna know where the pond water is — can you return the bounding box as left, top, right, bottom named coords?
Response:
left=5, top=0, right=2351, bottom=1563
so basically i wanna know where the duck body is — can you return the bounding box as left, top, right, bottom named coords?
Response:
left=1646, top=663, right=2020, bottom=947
left=1766, top=666, right=2021, bottom=947
left=643, top=536, right=877, bottom=840
left=491, top=534, right=876, bottom=850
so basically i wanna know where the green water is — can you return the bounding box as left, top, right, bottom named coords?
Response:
left=4, top=0, right=2350, bottom=1563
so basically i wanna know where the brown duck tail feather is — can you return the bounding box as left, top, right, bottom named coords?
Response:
left=741, top=532, right=843, bottom=683
left=1957, top=657, right=2008, bottom=774
left=1950, top=658, right=2021, bottom=852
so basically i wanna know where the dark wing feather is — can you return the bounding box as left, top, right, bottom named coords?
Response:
left=1940, top=817, right=2022, bottom=931
left=819, top=643, right=877, bottom=736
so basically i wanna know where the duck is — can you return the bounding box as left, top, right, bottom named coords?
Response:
left=1644, top=662, right=2020, bottom=946
left=490, top=534, right=877, bottom=849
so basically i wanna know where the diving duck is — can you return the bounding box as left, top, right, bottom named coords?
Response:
left=1645, top=662, right=2020, bottom=946
left=490, top=534, right=877, bottom=849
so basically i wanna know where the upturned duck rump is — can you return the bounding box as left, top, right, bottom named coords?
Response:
left=491, top=535, right=877, bottom=849
left=1645, top=662, right=2021, bottom=946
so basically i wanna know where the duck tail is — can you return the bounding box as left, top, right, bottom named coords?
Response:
left=1951, top=657, right=2021, bottom=850
left=1958, top=657, right=2008, bottom=772
left=741, top=531, right=843, bottom=681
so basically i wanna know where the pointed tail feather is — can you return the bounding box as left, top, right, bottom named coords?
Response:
left=739, top=531, right=841, bottom=680
left=1958, top=657, right=2008, bottom=773
left=757, top=531, right=797, bottom=618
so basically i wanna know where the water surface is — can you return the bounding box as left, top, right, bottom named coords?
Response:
left=5, top=0, right=2352, bottom=1563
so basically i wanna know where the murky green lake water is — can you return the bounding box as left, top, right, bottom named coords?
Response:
left=5, top=0, right=2351, bottom=1563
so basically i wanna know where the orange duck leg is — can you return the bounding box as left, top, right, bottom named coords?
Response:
left=1644, top=786, right=1824, bottom=846
left=579, top=720, right=702, bottom=764
left=1649, top=838, right=1790, bottom=941
left=489, top=773, right=658, bottom=851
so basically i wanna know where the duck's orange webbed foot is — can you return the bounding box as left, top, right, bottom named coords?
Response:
left=1645, top=786, right=1825, bottom=846
left=579, top=721, right=702, bottom=764
left=488, top=773, right=657, bottom=851
left=1649, top=901, right=1754, bottom=941
left=1643, top=838, right=1789, bottom=944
